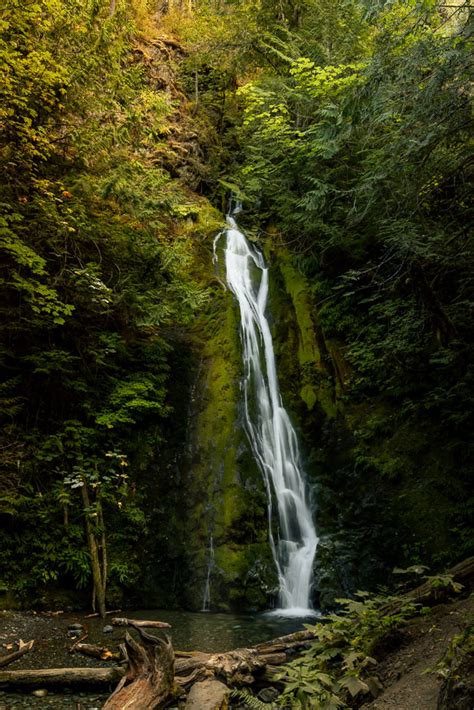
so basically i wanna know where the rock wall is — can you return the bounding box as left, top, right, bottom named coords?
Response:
left=143, top=223, right=466, bottom=613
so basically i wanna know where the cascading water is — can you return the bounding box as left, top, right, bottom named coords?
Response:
left=220, top=211, right=319, bottom=614
left=201, top=535, right=215, bottom=612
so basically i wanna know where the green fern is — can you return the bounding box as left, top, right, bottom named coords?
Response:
left=230, top=688, right=274, bottom=709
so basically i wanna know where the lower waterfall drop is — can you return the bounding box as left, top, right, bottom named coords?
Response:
left=201, top=535, right=215, bottom=612
left=223, top=212, right=319, bottom=614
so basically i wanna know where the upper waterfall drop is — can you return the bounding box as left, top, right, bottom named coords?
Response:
left=222, top=212, right=319, bottom=614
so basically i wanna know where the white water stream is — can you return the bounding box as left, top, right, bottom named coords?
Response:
left=201, top=535, right=215, bottom=612
left=220, top=212, right=319, bottom=614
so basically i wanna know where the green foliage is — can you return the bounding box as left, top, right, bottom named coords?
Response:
left=229, top=689, right=269, bottom=709
left=424, top=574, right=464, bottom=596
left=0, top=0, right=211, bottom=604
left=428, top=619, right=474, bottom=679
left=217, top=0, right=473, bottom=574
left=276, top=593, right=418, bottom=708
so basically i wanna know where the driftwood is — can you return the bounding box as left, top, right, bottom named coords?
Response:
left=69, top=632, right=89, bottom=652
left=84, top=608, right=121, bottom=619
left=111, top=617, right=171, bottom=629
left=259, top=652, right=288, bottom=666
left=173, top=629, right=316, bottom=680
left=174, top=646, right=281, bottom=692
left=102, top=625, right=175, bottom=709
left=0, top=640, right=35, bottom=668
left=206, top=648, right=266, bottom=683
left=69, top=643, right=120, bottom=662
left=255, top=629, right=316, bottom=654
left=0, top=667, right=124, bottom=688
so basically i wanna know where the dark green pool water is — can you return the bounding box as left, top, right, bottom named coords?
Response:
left=98, top=608, right=315, bottom=652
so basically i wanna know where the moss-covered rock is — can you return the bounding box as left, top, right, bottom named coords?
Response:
left=178, top=232, right=275, bottom=611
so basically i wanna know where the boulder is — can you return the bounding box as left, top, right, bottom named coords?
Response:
left=185, top=679, right=230, bottom=709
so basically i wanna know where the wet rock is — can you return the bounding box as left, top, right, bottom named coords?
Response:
left=185, top=679, right=230, bottom=709
left=102, top=625, right=113, bottom=634
left=32, top=689, right=48, bottom=697
left=68, top=623, right=83, bottom=631
left=258, top=686, right=280, bottom=703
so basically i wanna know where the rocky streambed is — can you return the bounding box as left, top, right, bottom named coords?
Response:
left=0, top=608, right=305, bottom=708
left=0, top=611, right=118, bottom=709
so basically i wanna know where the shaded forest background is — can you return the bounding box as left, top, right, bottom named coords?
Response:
left=0, top=0, right=472, bottom=612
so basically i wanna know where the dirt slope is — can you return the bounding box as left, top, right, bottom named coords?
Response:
left=362, top=595, right=473, bottom=710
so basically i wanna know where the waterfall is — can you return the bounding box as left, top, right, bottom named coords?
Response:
left=222, top=212, right=319, bottom=614
left=201, top=535, right=215, bottom=612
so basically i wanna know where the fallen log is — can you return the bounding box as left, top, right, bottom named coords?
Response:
left=407, top=555, right=474, bottom=601
left=258, top=653, right=288, bottom=666
left=175, top=653, right=211, bottom=676
left=381, top=555, right=474, bottom=615
left=173, top=630, right=317, bottom=679
left=176, top=667, right=209, bottom=689
left=69, top=633, right=89, bottom=652
left=0, top=667, right=124, bottom=688
left=0, top=640, right=34, bottom=668
left=174, top=648, right=268, bottom=686
left=102, top=626, right=175, bottom=709
left=111, top=617, right=171, bottom=629
left=206, top=648, right=266, bottom=683
left=84, top=609, right=122, bottom=619
left=255, top=629, right=316, bottom=654
left=69, top=643, right=120, bottom=662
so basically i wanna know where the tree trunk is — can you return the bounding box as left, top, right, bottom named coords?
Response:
left=103, top=625, right=175, bottom=709
left=81, top=481, right=107, bottom=618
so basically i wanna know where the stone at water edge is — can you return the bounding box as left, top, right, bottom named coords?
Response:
left=185, top=679, right=230, bottom=709
left=68, top=623, right=84, bottom=631
left=103, top=625, right=113, bottom=634
left=32, top=689, right=48, bottom=697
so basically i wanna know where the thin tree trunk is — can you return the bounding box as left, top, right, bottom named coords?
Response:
left=81, top=481, right=106, bottom=619
left=98, top=499, right=107, bottom=609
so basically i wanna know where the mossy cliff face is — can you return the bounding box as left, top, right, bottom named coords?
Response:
left=262, top=235, right=469, bottom=608
left=144, top=220, right=466, bottom=613
left=128, top=219, right=467, bottom=613
left=178, top=237, right=277, bottom=612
